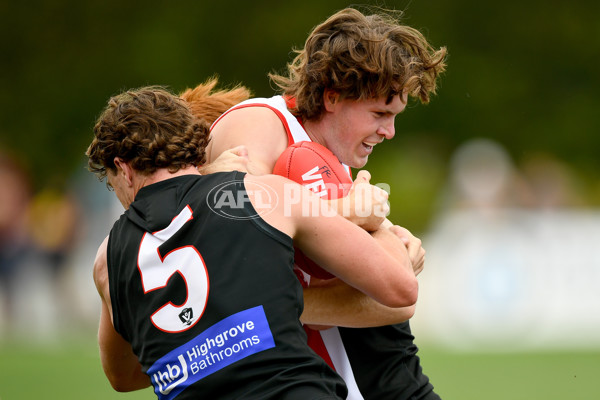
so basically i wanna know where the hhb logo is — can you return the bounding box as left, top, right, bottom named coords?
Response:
left=153, top=355, right=189, bottom=396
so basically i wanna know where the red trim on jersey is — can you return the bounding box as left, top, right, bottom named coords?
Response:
left=283, top=95, right=296, bottom=110
left=305, top=326, right=336, bottom=370
left=284, top=96, right=304, bottom=145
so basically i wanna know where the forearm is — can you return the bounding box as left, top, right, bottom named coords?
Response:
left=98, top=302, right=151, bottom=392
left=300, top=279, right=415, bottom=328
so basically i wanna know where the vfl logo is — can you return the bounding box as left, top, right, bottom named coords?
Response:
left=179, top=308, right=194, bottom=326
left=301, top=166, right=329, bottom=197
left=153, top=355, right=189, bottom=396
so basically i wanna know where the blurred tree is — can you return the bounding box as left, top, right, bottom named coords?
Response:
left=0, top=0, right=598, bottom=229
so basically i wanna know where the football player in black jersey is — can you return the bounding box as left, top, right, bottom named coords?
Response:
left=87, top=86, right=418, bottom=399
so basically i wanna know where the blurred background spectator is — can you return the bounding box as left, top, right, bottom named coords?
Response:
left=413, top=138, right=600, bottom=351
left=0, top=152, right=35, bottom=336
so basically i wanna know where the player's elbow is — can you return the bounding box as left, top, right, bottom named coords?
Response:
left=105, top=369, right=151, bottom=392
left=108, top=377, right=149, bottom=393
left=401, top=280, right=419, bottom=308
left=382, top=279, right=418, bottom=308
left=110, top=379, right=133, bottom=393
left=404, top=303, right=417, bottom=320
left=106, top=373, right=131, bottom=392
left=106, top=371, right=132, bottom=392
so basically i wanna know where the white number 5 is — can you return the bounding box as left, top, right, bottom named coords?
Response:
left=137, top=205, right=209, bottom=333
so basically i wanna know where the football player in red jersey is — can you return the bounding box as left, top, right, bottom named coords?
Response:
left=190, top=8, right=446, bottom=399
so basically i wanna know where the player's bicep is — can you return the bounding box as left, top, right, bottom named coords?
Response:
left=208, top=107, right=288, bottom=175
left=93, top=237, right=149, bottom=391
left=93, top=237, right=112, bottom=313
left=98, top=300, right=150, bottom=391
left=291, top=195, right=376, bottom=283
left=295, top=210, right=374, bottom=279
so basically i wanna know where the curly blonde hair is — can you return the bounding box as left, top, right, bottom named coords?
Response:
left=269, top=8, right=447, bottom=120
left=87, top=86, right=209, bottom=180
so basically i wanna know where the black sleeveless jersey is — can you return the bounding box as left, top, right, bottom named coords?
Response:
left=338, top=322, right=439, bottom=400
left=107, top=172, right=346, bottom=400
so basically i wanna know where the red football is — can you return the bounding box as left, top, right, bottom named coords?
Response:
left=273, top=141, right=353, bottom=279
left=273, top=141, right=352, bottom=199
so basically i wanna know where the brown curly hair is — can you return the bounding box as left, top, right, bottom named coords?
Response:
left=269, top=7, right=447, bottom=121
left=86, top=86, right=209, bottom=181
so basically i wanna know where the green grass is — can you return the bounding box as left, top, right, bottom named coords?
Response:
left=418, top=347, right=600, bottom=400
left=0, top=339, right=154, bottom=400
left=0, top=340, right=598, bottom=399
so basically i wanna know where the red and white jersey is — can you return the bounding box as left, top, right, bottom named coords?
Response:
left=212, top=95, right=311, bottom=145
left=213, top=95, right=365, bottom=400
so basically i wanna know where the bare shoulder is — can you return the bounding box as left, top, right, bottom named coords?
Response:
left=209, top=107, right=288, bottom=174
left=212, top=106, right=287, bottom=134
left=93, top=236, right=110, bottom=300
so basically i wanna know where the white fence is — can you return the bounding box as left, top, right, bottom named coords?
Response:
left=412, top=209, right=600, bottom=351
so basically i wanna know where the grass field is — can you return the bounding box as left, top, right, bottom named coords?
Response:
left=0, top=339, right=598, bottom=399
